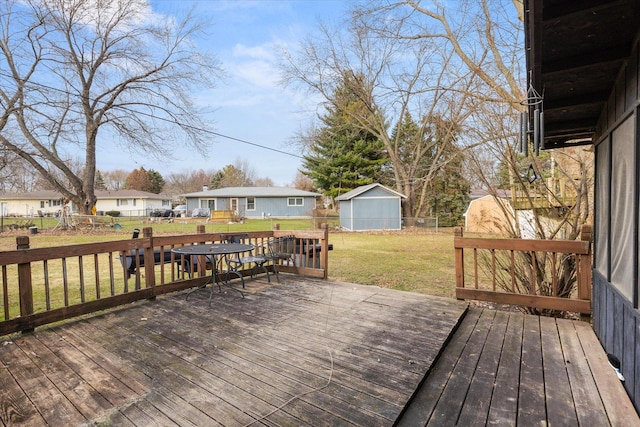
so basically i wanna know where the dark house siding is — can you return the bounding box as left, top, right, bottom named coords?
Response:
left=593, top=33, right=640, bottom=410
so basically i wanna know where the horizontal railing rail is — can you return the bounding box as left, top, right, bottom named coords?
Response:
left=454, top=225, right=592, bottom=314
left=1, top=224, right=330, bottom=336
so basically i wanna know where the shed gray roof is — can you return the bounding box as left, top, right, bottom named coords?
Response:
left=182, top=187, right=320, bottom=198
left=335, top=183, right=406, bottom=201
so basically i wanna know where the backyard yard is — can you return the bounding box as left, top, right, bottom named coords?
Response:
left=2, top=218, right=636, bottom=426
left=0, top=218, right=457, bottom=298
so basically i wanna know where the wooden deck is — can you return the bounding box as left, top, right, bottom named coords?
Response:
left=0, top=276, right=637, bottom=426
left=0, top=276, right=467, bottom=426
left=397, top=307, right=640, bottom=426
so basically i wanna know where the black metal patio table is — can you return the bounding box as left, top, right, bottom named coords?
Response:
left=172, top=242, right=254, bottom=305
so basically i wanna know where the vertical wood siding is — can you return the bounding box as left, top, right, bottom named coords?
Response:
left=593, top=33, right=640, bottom=412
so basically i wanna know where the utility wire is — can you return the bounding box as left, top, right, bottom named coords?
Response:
left=0, top=70, right=304, bottom=160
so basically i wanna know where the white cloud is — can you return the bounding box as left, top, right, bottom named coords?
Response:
left=232, top=43, right=278, bottom=61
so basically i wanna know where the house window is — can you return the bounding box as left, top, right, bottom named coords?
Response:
left=49, top=199, right=62, bottom=207
left=608, top=116, right=635, bottom=302
left=201, top=199, right=215, bottom=210
left=247, top=197, right=255, bottom=211
left=40, top=201, right=45, bottom=208
left=118, top=199, right=129, bottom=206
left=288, top=197, right=303, bottom=206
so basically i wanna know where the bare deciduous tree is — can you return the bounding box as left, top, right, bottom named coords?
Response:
left=101, top=169, right=129, bottom=191
left=0, top=152, right=40, bottom=193
left=254, top=177, right=275, bottom=187
left=291, top=171, right=316, bottom=192
left=287, top=0, right=592, bottom=312
left=164, top=169, right=215, bottom=198
left=360, top=0, right=592, bottom=313
left=0, top=0, right=221, bottom=213
left=216, top=159, right=256, bottom=188
left=281, top=14, right=477, bottom=219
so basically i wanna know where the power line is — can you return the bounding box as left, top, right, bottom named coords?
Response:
left=0, top=70, right=304, bottom=160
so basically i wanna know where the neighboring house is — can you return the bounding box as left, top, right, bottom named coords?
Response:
left=465, top=185, right=587, bottom=238
left=0, top=190, right=171, bottom=217
left=525, top=0, right=640, bottom=410
left=181, top=187, right=320, bottom=219
left=93, top=190, right=172, bottom=216
left=464, top=191, right=514, bottom=235
left=335, top=183, right=406, bottom=231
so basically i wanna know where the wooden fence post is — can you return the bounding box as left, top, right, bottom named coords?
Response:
left=454, top=227, right=465, bottom=298
left=16, top=236, right=34, bottom=333
left=142, top=227, right=156, bottom=295
left=578, top=224, right=593, bottom=302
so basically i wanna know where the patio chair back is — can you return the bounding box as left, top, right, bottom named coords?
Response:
left=267, top=235, right=296, bottom=266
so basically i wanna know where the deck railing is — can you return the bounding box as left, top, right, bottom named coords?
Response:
left=454, top=225, right=592, bottom=314
left=0, top=225, right=330, bottom=336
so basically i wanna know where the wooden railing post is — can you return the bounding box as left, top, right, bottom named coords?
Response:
left=142, top=227, right=156, bottom=295
left=454, top=227, right=464, bottom=297
left=578, top=224, right=593, bottom=302
left=320, top=223, right=329, bottom=279
left=16, top=236, right=34, bottom=332
left=196, top=225, right=207, bottom=277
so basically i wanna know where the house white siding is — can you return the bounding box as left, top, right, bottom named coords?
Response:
left=0, top=190, right=171, bottom=217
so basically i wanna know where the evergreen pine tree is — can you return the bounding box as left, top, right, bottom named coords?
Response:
left=302, top=72, right=389, bottom=204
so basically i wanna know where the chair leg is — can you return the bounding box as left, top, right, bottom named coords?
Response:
left=226, top=269, right=245, bottom=288
left=252, top=262, right=270, bottom=283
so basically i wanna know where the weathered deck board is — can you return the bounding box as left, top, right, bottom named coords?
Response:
left=518, top=314, right=546, bottom=426
left=486, top=311, right=523, bottom=425
left=456, top=309, right=508, bottom=426
left=539, top=315, right=578, bottom=426
left=557, top=318, right=609, bottom=426
left=2, top=277, right=638, bottom=426
left=0, top=277, right=468, bottom=426
left=397, top=307, right=640, bottom=427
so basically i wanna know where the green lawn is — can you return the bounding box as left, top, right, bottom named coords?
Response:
left=0, top=218, right=456, bottom=298
left=328, top=230, right=457, bottom=298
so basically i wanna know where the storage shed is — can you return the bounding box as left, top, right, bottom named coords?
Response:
left=335, top=183, right=406, bottom=231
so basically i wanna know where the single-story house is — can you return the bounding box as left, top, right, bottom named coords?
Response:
left=94, top=190, right=172, bottom=217
left=181, top=187, right=320, bottom=219
left=335, top=183, right=406, bottom=231
left=0, top=190, right=171, bottom=217
left=525, top=0, right=640, bottom=410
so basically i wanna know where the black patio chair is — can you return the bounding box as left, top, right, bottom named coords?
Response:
left=265, top=235, right=296, bottom=283
left=221, top=233, right=269, bottom=285
left=121, top=228, right=183, bottom=287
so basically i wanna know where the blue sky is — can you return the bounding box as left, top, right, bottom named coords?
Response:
left=97, top=0, right=349, bottom=186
